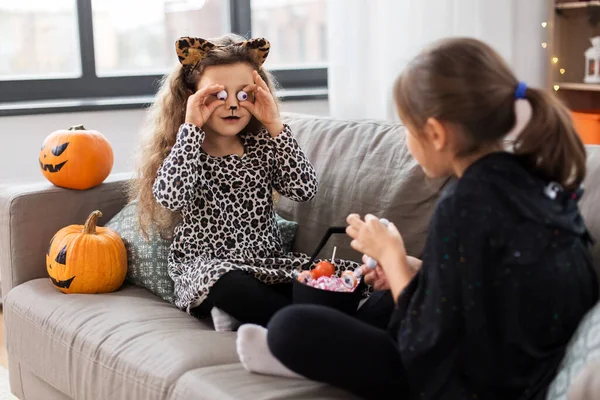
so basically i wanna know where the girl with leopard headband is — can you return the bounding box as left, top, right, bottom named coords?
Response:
left=127, top=34, right=366, bottom=331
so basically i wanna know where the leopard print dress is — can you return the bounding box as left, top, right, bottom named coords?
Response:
left=153, top=123, right=359, bottom=313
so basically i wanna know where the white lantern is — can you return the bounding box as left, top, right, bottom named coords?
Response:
left=584, top=36, right=600, bottom=84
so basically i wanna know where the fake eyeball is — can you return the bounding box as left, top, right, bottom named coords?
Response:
left=237, top=90, right=249, bottom=102
left=216, top=90, right=228, bottom=101
left=341, top=271, right=358, bottom=289
left=364, top=218, right=390, bottom=269
left=296, top=271, right=312, bottom=284
left=366, top=258, right=378, bottom=269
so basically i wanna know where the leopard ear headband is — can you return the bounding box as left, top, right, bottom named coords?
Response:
left=175, top=36, right=270, bottom=68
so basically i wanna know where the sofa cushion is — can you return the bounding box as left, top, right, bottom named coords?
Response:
left=565, top=358, right=600, bottom=400
left=103, top=200, right=299, bottom=303
left=580, top=145, right=600, bottom=280
left=172, top=364, right=359, bottom=399
left=4, top=279, right=237, bottom=400
left=546, top=301, right=600, bottom=400
left=276, top=213, right=299, bottom=253
left=103, top=201, right=175, bottom=303
left=4, top=279, right=353, bottom=400
left=278, top=112, right=448, bottom=263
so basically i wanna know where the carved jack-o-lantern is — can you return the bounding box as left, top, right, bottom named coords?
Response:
left=39, top=125, right=114, bottom=190
left=46, top=210, right=127, bottom=294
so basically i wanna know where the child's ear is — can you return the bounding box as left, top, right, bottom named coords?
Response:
left=424, top=117, right=448, bottom=152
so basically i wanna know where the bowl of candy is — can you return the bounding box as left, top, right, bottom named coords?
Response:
left=292, top=227, right=367, bottom=315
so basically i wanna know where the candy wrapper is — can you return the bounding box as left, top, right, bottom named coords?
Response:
left=304, top=275, right=356, bottom=292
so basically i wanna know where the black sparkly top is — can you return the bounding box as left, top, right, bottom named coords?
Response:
left=393, top=152, right=598, bottom=400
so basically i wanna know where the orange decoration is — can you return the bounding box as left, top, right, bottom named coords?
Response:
left=46, top=210, right=127, bottom=294
left=311, top=261, right=335, bottom=279
left=39, top=125, right=114, bottom=190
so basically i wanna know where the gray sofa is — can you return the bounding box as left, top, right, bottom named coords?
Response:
left=1, top=112, right=599, bottom=400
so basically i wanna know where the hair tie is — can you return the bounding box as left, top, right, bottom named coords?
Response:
left=515, top=82, right=527, bottom=99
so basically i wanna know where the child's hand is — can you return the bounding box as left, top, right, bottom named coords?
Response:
left=346, top=214, right=407, bottom=269
left=240, top=70, right=283, bottom=137
left=361, top=262, right=390, bottom=291
left=347, top=214, right=417, bottom=300
left=406, top=255, right=423, bottom=271
left=184, top=84, right=225, bottom=128
left=362, top=255, right=421, bottom=291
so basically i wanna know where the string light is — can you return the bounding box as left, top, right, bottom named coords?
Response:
left=541, top=23, right=561, bottom=93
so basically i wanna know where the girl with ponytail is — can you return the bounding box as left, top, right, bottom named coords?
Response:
left=236, top=37, right=599, bottom=400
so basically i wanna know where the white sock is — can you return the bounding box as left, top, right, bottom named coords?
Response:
left=211, top=307, right=241, bottom=332
left=236, top=324, right=306, bottom=379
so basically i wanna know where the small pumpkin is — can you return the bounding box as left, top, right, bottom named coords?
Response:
left=46, top=210, right=127, bottom=294
left=39, top=125, right=114, bottom=190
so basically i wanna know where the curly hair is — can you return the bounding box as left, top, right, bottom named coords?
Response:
left=127, top=33, right=281, bottom=240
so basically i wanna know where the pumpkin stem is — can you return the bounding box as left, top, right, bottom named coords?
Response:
left=69, top=124, right=86, bottom=131
left=83, top=211, right=103, bottom=234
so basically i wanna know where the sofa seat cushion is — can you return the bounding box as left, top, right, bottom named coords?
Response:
left=4, top=279, right=238, bottom=399
left=5, top=279, right=355, bottom=399
left=172, top=364, right=359, bottom=400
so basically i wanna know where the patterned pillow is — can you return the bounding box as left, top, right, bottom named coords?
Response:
left=546, top=301, right=600, bottom=400
left=104, top=201, right=175, bottom=303
left=276, top=213, right=298, bottom=253
left=104, top=201, right=299, bottom=303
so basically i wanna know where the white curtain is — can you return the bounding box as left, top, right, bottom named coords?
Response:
left=327, top=0, right=550, bottom=120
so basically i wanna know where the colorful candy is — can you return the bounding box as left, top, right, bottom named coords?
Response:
left=295, top=246, right=343, bottom=289
left=296, top=218, right=391, bottom=292
left=304, top=275, right=353, bottom=292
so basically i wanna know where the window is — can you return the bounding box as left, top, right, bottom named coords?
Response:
left=251, top=0, right=327, bottom=68
left=0, top=0, right=327, bottom=109
left=0, top=1, right=81, bottom=79
left=320, top=23, right=327, bottom=60
left=92, top=0, right=228, bottom=76
left=298, top=25, right=306, bottom=63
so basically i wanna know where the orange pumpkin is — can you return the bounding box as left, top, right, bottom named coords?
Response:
left=46, top=210, right=127, bottom=294
left=39, top=125, right=114, bottom=190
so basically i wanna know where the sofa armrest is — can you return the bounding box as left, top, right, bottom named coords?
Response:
left=0, top=173, right=132, bottom=299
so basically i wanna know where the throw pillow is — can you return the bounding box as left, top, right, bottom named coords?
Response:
left=104, top=201, right=299, bottom=303
left=276, top=213, right=298, bottom=253
left=104, top=201, right=175, bottom=303
left=546, top=301, right=600, bottom=400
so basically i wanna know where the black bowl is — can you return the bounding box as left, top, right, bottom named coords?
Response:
left=292, top=277, right=366, bottom=315
left=292, top=226, right=366, bottom=315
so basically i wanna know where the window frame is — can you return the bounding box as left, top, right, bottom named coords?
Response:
left=0, top=0, right=327, bottom=105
